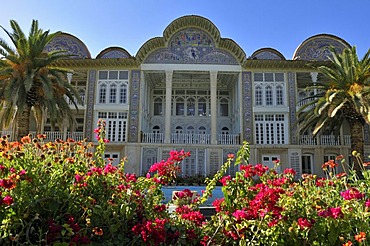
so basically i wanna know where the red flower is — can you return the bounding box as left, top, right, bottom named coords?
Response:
left=220, top=175, right=231, bottom=186
left=283, top=168, right=296, bottom=176
left=297, top=217, right=314, bottom=229
left=2, top=195, right=14, bottom=205
left=355, top=232, right=366, bottom=242
left=340, top=188, right=365, bottom=200
left=318, top=207, right=343, bottom=219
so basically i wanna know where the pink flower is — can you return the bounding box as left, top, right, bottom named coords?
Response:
left=18, top=169, right=26, bottom=176
left=365, top=199, right=370, bottom=207
left=75, top=174, right=84, bottom=183
left=318, top=207, right=343, bottom=219
left=104, top=164, right=117, bottom=174
left=340, top=188, right=365, bottom=200
left=283, top=168, right=296, bottom=176
left=220, top=175, right=231, bottom=186
left=2, top=195, right=13, bottom=205
left=297, top=217, right=314, bottom=229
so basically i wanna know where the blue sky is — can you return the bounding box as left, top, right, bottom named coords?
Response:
left=0, top=0, right=369, bottom=59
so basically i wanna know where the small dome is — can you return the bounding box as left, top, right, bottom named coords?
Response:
left=44, top=32, right=91, bottom=59
left=96, top=47, right=131, bottom=59
left=250, top=48, right=285, bottom=60
left=293, top=34, right=351, bottom=61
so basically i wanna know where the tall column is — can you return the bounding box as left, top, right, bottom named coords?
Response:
left=210, top=71, right=218, bottom=145
left=164, top=70, right=173, bottom=144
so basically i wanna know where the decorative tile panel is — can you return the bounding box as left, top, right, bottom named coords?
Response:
left=44, top=34, right=90, bottom=59
left=242, top=72, right=253, bottom=143
left=145, top=28, right=238, bottom=65
left=84, top=70, right=96, bottom=141
left=252, top=51, right=283, bottom=60
left=288, top=72, right=297, bottom=145
left=294, top=37, right=348, bottom=61
left=100, top=50, right=129, bottom=59
left=128, top=70, right=140, bottom=142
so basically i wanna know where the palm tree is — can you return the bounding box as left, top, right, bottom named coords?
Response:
left=298, top=46, right=370, bottom=173
left=0, top=20, right=81, bottom=141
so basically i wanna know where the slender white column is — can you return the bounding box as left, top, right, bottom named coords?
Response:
left=210, top=71, right=218, bottom=144
left=164, top=70, right=173, bottom=143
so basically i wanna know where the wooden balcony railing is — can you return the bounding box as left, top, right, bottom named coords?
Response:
left=0, top=131, right=84, bottom=142
left=299, top=135, right=351, bottom=146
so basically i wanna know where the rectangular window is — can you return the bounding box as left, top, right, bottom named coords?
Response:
left=262, top=155, right=281, bottom=173
left=255, top=114, right=286, bottom=145
left=254, top=72, right=286, bottom=107
left=97, top=111, right=128, bottom=142
left=104, top=153, right=120, bottom=166
left=97, top=70, right=129, bottom=105
left=302, top=155, right=312, bottom=174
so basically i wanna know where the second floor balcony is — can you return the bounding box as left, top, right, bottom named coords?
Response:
left=141, top=132, right=240, bottom=145
left=0, top=131, right=85, bottom=142
left=299, top=135, right=351, bottom=146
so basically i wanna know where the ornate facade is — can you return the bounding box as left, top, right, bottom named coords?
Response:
left=4, top=15, right=368, bottom=178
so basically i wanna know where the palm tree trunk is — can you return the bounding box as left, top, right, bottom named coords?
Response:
left=15, top=104, right=31, bottom=141
left=348, top=119, right=365, bottom=174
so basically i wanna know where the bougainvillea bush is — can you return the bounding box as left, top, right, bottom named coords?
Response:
left=0, top=120, right=203, bottom=245
left=1, top=119, right=370, bottom=246
left=200, top=145, right=370, bottom=246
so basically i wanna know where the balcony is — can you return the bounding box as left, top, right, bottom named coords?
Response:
left=299, top=135, right=351, bottom=146
left=141, top=133, right=240, bottom=145
left=0, top=131, right=85, bottom=142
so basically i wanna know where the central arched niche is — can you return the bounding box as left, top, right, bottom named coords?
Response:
left=137, top=15, right=246, bottom=65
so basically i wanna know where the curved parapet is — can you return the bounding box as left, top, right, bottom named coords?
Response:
left=250, top=48, right=286, bottom=60
left=136, top=15, right=246, bottom=65
left=96, top=47, right=132, bottom=59
left=44, top=32, right=91, bottom=59
left=293, top=34, right=351, bottom=61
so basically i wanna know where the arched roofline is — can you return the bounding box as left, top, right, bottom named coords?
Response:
left=136, top=15, right=246, bottom=64
left=293, top=33, right=351, bottom=60
left=58, top=32, right=91, bottom=58
left=250, top=47, right=286, bottom=60
left=96, top=46, right=132, bottom=58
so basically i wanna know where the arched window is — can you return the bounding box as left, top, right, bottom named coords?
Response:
left=78, top=89, right=85, bottom=104
left=99, top=84, right=107, bottom=103
left=198, top=126, right=206, bottom=134
left=276, top=85, right=284, bottom=105
left=198, top=97, right=207, bottom=116
left=265, top=85, right=273, bottom=106
left=187, top=126, right=195, bottom=134
left=175, top=126, right=183, bottom=134
left=154, top=97, right=163, bottom=115
left=176, top=98, right=184, bottom=115
left=119, top=83, right=127, bottom=104
left=187, top=97, right=195, bottom=116
left=255, top=86, right=263, bottom=106
left=109, top=83, right=117, bottom=103
left=220, top=98, right=229, bottom=116
left=153, top=125, right=160, bottom=134
left=221, top=127, right=229, bottom=135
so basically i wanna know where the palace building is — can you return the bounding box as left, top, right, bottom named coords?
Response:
left=3, top=15, right=369, bottom=178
